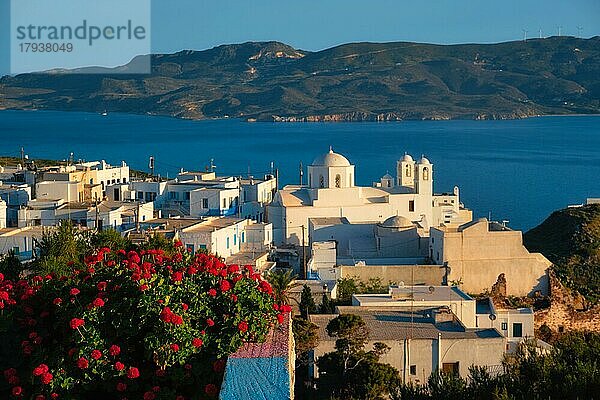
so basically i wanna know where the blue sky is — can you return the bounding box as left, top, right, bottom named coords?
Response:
left=1, top=0, right=599, bottom=76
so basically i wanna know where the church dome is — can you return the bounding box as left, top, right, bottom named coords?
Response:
left=401, top=154, right=414, bottom=162
left=381, top=215, right=414, bottom=229
left=418, top=156, right=431, bottom=165
left=312, top=148, right=351, bottom=167
left=382, top=173, right=393, bottom=180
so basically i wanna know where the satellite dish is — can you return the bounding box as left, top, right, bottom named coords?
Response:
left=489, top=314, right=497, bottom=321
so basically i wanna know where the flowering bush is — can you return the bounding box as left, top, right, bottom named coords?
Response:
left=0, top=246, right=290, bottom=399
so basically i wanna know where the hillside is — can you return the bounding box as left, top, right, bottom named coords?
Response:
left=1, top=37, right=600, bottom=121
left=524, top=204, right=600, bottom=303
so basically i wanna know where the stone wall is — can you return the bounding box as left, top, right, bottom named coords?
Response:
left=339, top=264, right=446, bottom=286
left=535, top=273, right=600, bottom=332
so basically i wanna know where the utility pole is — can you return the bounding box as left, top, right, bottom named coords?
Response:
left=149, top=156, right=155, bottom=180
left=20, top=147, right=24, bottom=166
left=136, top=202, right=140, bottom=232
left=95, top=201, right=99, bottom=231
left=299, top=162, right=304, bottom=186
left=301, top=224, right=307, bottom=279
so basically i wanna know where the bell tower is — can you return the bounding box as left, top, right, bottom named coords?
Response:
left=415, top=156, right=433, bottom=195
left=397, top=154, right=415, bottom=189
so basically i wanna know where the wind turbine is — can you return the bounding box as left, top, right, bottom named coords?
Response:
left=522, top=29, right=528, bottom=42
left=577, top=26, right=583, bottom=38
left=557, top=25, right=563, bottom=36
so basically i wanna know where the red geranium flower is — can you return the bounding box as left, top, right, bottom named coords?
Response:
left=97, top=281, right=107, bottom=291
left=238, top=321, right=249, bottom=333
left=126, top=367, right=140, bottom=379
left=219, top=280, right=231, bottom=292
left=208, top=288, right=217, bottom=297
left=91, top=350, right=102, bottom=360
left=109, top=344, right=121, bottom=356
left=40, top=372, right=53, bottom=385
left=204, top=383, right=219, bottom=397
left=76, top=357, right=89, bottom=369
left=206, top=318, right=215, bottom=327
left=11, top=386, right=22, bottom=396
left=92, top=298, right=105, bottom=308
left=33, top=363, right=49, bottom=376
left=70, top=288, right=80, bottom=296
left=69, top=318, right=85, bottom=329
left=192, top=338, right=203, bottom=348
left=170, top=343, right=179, bottom=352
left=114, top=362, right=125, bottom=371
left=116, top=382, right=127, bottom=392
left=172, top=271, right=183, bottom=282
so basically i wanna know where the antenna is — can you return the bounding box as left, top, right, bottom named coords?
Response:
left=209, top=158, right=217, bottom=172
left=538, top=28, right=543, bottom=39
left=299, top=161, right=304, bottom=186
left=522, top=29, right=528, bottom=42
left=557, top=25, right=563, bottom=36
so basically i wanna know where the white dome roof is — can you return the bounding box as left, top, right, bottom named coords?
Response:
left=401, top=154, right=414, bottom=162
left=382, top=173, right=393, bottom=180
left=312, top=148, right=351, bottom=167
left=419, top=156, right=431, bottom=165
left=381, top=215, right=414, bottom=228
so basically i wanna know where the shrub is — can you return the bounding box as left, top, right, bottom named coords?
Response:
left=0, top=246, right=289, bottom=399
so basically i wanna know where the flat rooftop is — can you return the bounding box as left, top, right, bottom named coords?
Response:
left=310, top=308, right=501, bottom=341
left=354, top=285, right=473, bottom=303
left=182, top=217, right=244, bottom=233
left=141, top=218, right=204, bottom=231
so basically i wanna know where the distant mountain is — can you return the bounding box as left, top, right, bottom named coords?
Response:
left=1, top=37, right=599, bottom=121
left=524, top=204, right=600, bottom=303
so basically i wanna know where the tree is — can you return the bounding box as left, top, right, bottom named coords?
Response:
left=34, top=220, right=89, bottom=276
left=299, top=284, right=317, bottom=318
left=266, top=269, right=299, bottom=305
left=0, top=250, right=22, bottom=281
left=336, top=277, right=358, bottom=304
left=317, top=314, right=400, bottom=399
left=320, top=293, right=335, bottom=314
left=90, top=228, right=131, bottom=251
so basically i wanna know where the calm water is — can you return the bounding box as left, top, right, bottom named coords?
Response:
left=0, top=110, right=598, bottom=231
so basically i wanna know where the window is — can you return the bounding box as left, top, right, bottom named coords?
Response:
left=202, top=198, right=209, bottom=209
left=137, top=191, right=144, bottom=200
left=169, top=192, right=177, bottom=200
left=186, top=244, right=194, bottom=254
left=113, top=188, right=120, bottom=201
left=422, top=167, right=429, bottom=180
left=442, top=362, right=459, bottom=375
left=405, top=164, right=411, bottom=177
left=410, top=365, right=417, bottom=375
left=501, top=322, right=508, bottom=330
left=241, top=232, right=245, bottom=243
left=233, top=234, right=237, bottom=245
left=90, top=178, right=94, bottom=184
left=122, top=178, right=126, bottom=183
left=226, top=237, right=230, bottom=249
left=512, top=323, right=523, bottom=338
left=335, top=174, right=341, bottom=188
left=223, top=198, right=227, bottom=209
left=185, top=192, right=191, bottom=200
left=145, top=192, right=156, bottom=202
left=319, top=175, right=324, bottom=188
left=409, top=200, right=415, bottom=212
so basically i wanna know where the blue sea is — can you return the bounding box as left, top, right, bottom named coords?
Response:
left=0, top=110, right=598, bottom=231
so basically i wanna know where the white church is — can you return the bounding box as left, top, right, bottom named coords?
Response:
left=268, top=148, right=472, bottom=245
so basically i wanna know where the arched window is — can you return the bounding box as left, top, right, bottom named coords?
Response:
left=319, top=175, right=325, bottom=188
left=423, top=167, right=429, bottom=180
left=405, top=164, right=411, bottom=177
left=335, top=174, right=341, bottom=188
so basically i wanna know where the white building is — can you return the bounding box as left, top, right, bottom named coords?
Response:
left=176, top=217, right=273, bottom=259
left=268, top=149, right=471, bottom=245
left=0, top=199, right=7, bottom=228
